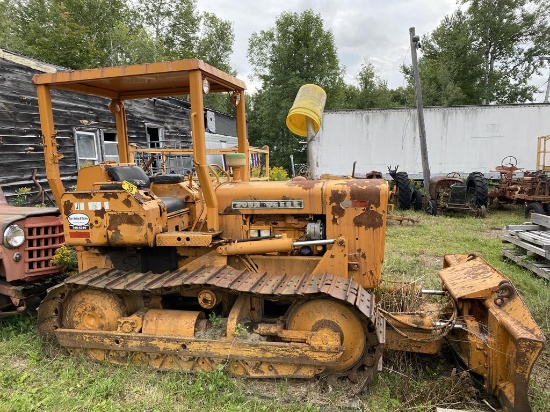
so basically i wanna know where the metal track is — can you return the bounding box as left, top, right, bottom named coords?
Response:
left=38, top=265, right=385, bottom=383
left=63, top=266, right=375, bottom=317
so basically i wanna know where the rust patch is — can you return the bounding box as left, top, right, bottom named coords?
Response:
left=311, top=319, right=341, bottom=336
left=110, top=230, right=123, bottom=243
left=94, top=208, right=106, bottom=219
left=122, top=197, right=132, bottom=208
left=103, top=192, right=119, bottom=200
left=353, top=209, right=383, bottom=229
left=107, top=213, right=145, bottom=230
left=221, top=205, right=241, bottom=215
left=329, top=189, right=347, bottom=224
left=350, top=185, right=381, bottom=208
left=63, top=200, right=73, bottom=216
left=72, top=193, right=93, bottom=200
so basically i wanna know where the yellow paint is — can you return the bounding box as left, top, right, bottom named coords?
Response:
left=122, top=180, right=137, bottom=195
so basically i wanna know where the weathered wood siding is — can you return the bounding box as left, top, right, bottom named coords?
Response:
left=0, top=58, right=48, bottom=195
left=0, top=56, right=239, bottom=204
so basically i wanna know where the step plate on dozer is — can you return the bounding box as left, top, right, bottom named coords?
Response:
left=441, top=254, right=545, bottom=412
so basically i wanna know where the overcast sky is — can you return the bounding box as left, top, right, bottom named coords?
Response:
left=196, top=0, right=549, bottom=101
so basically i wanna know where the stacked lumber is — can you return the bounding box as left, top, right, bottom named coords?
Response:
left=502, top=213, right=550, bottom=283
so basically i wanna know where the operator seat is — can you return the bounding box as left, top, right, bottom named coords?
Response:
left=105, top=165, right=186, bottom=213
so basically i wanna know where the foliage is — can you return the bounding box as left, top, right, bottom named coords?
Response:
left=250, top=166, right=264, bottom=178
left=1, top=1, right=234, bottom=92
left=0, top=1, right=23, bottom=52
left=136, top=0, right=234, bottom=72
left=208, top=312, right=224, bottom=328
left=13, top=187, right=31, bottom=206
left=268, top=166, right=289, bottom=181
left=408, top=0, right=550, bottom=105
left=234, top=323, right=247, bottom=339
left=51, top=245, right=78, bottom=274
left=344, top=60, right=400, bottom=109
left=0, top=0, right=236, bottom=113
left=247, top=10, right=345, bottom=171
left=8, top=0, right=130, bottom=69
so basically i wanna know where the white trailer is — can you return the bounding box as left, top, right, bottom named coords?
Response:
left=312, top=104, right=550, bottom=179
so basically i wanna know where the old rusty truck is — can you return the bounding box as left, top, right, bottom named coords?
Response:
left=33, top=59, right=544, bottom=412
left=0, top=187, right=64, bottom=317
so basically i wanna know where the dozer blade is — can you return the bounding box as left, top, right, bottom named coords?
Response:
left=440, top=254, right=545, bottom=412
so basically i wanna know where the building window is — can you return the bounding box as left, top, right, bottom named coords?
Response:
left=145, top=124, right=164, bottom=148
left=74, top=129, right=119, bottom=168
left=75, top=131, right=99, bottom=168
left=102, top=131, right=119, bottom=163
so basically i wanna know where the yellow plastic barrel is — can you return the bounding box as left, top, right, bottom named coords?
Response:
left=286, top=84, right=326, bottom=137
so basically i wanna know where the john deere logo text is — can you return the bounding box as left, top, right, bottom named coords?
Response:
left=232, top=200, right=303, bottom=209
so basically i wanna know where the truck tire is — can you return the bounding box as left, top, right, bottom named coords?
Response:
left=525, top=202, right=545, bottom=218
left=394, top=172, right=412, bottom=210
left=466, top=172, right=488, bottom=207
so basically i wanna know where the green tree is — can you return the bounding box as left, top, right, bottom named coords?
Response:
left=0, top=1, right=23, bottom=51
left=3, top=0, right=236, bottom=113
left=247, top=9, right=344, bottom=171
left=139, top=0, right=199, bottom=61
left=412, top=0, right=550, bottom=105
left=352, top=60, right=397, bottom=108
left=5, top=1, right=234, bottom=73
left=198, top=12, right=236, bottom=114
left=9, top=0, right=136, bottom=69
left=197, top=12, right=234, bottom=73
left=137, top=1, right=235, bottom=113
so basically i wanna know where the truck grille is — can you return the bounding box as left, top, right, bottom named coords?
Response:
left=23, top=216, right=65, bottom=276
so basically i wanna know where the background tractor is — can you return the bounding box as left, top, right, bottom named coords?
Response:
left=489, top=155, right=550, bottom=217
left=387, top=166, right=423, bottom=211
left=426, top=172, right=488, bottom=217
left=32, top=59, right=544, bottom=411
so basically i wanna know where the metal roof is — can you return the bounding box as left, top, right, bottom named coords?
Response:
left=32, top=59, right=246, bottom=100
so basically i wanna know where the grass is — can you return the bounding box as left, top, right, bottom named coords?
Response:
left=0, top=206, right=548, bottom=411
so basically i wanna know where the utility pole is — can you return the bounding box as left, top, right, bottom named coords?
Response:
left=541, top=56, right=550, bottom=103
left=410, top=27, right=430, bottom=194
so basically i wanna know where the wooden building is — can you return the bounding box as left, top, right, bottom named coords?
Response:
left=0, top=49, right=237, bottom=204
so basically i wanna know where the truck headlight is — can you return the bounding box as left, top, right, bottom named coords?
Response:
left=3, top=224, right=25, bottom=248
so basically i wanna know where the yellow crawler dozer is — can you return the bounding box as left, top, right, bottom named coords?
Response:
left=33, top=59, right=544, bottom=411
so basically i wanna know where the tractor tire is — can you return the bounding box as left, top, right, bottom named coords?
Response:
left=411, top=189, right=423, bottom=211
left=394, top=172, right=412, bottom=210
left=525, top=202, right=545, bottom=218
left=426, top=199, right=437, bottom=216
left=466, top=172, right=488, bottom=207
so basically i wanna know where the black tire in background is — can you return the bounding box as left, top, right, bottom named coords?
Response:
left=525, top=202, right=545, bottom=218
left=394, top=172, right=412, bottom=210
left=426, top=199, right=437, bottom=216
left=411, top=189, right=423, bottom=211
left=466, top=172, right=488, bottom=207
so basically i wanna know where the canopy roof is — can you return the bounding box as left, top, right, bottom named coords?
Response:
left=32, top=59, right=246, bottom=100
